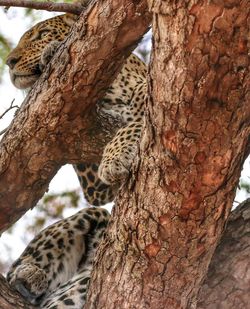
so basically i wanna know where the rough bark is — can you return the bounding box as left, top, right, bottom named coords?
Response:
left=85, top=1, right=250, bottom=308
left=0, top=0, right=151, bottom=233
left=0, top=274, right=35, bottom=309
left=198, top=199, right=250, bottom=309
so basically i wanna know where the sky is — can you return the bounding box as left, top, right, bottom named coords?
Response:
left=0, top=7, right=249, bottom=269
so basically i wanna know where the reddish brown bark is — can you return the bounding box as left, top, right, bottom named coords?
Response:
left=0, top=0, right=151, bottom=233
left=85, top=1, right=249, bottom=308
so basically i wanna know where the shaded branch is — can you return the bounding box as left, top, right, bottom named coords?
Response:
left=198, top=199, right=250, bottom=308
left=0, top=0, right=84, bottom=15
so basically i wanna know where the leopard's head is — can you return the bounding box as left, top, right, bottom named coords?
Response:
left=6, top=14, right=77, bottom=89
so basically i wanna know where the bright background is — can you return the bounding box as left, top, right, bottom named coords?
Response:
left=0, top=8, right=249, bottom=272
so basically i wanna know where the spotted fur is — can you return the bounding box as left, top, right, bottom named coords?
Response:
left=7, top=208, right=110, bottom=308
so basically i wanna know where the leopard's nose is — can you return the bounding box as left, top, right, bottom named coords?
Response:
left=6, top=54, right=21, bottom=69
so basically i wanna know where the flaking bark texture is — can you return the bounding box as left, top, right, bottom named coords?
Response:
left=0, top=0, right=151, bottom=233
left=85, top=1, right=250, bottom=308
left=198, top=199, right=250, bottom=309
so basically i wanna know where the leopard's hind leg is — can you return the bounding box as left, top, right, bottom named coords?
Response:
left=7, top=208, right=110, bottom=305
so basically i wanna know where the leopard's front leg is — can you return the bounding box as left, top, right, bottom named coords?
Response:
left=98, top=121, right=143, bottom=185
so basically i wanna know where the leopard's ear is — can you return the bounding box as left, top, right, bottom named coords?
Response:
left=62, top=13, right=79, bottom=27
left=62, top=0, right=91, bottom=26
left=74, top=0, right=91, bottom=7
left=62, top=0, right=92, bottom=26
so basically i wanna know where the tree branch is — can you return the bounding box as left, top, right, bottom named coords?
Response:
left=0, top=0, right=151, bottom=233
left=0, top=274, right=36, bottom=309
left=0, top=100, right=18, bottom=120
left=0, top=0, right=84, bottom=15
left=198, top=199, right=250, bottom=309
left=0, top=100, right=19, bottom=136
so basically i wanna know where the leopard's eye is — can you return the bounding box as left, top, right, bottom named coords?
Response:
left=38, top=30, right=50, bottom=39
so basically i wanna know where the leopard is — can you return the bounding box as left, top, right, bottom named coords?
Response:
left=7, top=207, right=110, bottom=308
left=6, top=11, right=148, bottom=207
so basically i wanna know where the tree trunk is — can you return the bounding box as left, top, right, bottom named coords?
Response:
left=85, top=1, right=250, bottom=308
left=198, top=199, right=250, bottom=309
left=0, top=0, right=151, bottom=233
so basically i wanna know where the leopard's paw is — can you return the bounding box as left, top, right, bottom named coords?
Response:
left=8, top=263, right=48, bottom=305
left=98, top=157, right=130, bottom=185
left=39, top=41, right=61, bottom=72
